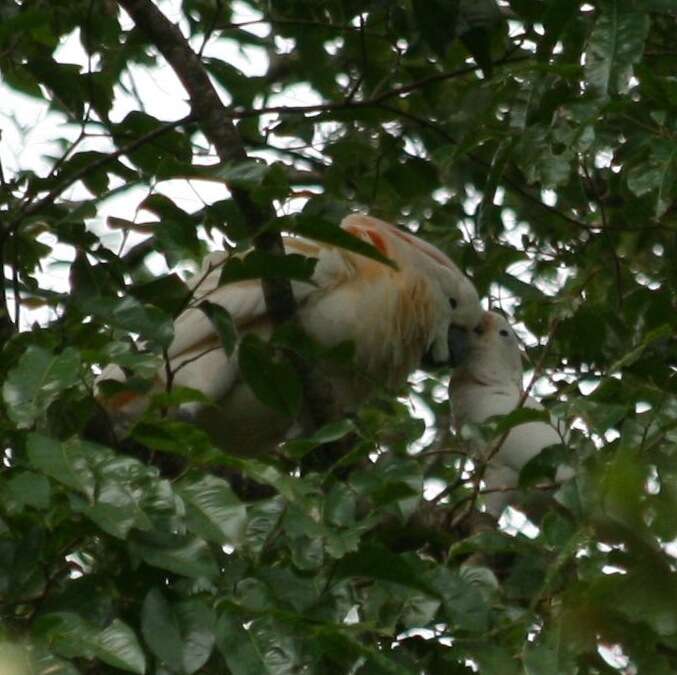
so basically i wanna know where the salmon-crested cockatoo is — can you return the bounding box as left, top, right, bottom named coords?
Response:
left=449, top=311, right=575, bottom=518
left=99, top=214, right=482, bottom=455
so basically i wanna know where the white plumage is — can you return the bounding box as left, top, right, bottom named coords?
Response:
left=99, top=214, right=482, bottom=454
left=449, top=311, right=574, bottom=518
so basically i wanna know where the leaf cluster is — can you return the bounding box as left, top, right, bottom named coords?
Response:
left=0, top=1, right=676, bottom=674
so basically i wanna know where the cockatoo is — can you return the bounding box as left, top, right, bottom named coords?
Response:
left=98, top=214, right=482, bottom=455
left=449, top=311, right=574, bottom=518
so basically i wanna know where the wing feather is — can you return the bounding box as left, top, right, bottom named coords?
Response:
left=166, top=235, right=355, bottom=401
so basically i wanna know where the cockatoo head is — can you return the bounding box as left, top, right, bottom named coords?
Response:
left=339, top=214, right=482, bottom=369
left=424, top=269, right=482, bottom=366
left=452, top=310, right=523, bottom=387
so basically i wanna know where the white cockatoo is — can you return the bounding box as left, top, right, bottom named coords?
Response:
left=449, top=311, right=574, bottom=518
left=98, top=214, right=482, bottom=454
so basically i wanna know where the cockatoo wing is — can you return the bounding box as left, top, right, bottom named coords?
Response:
left=166, top=242, right=332, bottom=402
left=99, top=237, right=345, bottom=414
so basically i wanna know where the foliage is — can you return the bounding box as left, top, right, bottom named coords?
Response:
left=0, top=0, right=676, bottom=673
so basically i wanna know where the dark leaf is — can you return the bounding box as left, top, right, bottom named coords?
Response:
left=2, top=346, right=81, bottom=428
left=238, top=334, right=302, bottom=417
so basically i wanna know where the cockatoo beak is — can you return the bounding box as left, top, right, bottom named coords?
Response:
left=422, top=325, right=470, bottom=368
left=447, top=325, right=470, bottom=367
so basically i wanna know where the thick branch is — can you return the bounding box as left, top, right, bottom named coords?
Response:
left=115, top=0, right=295, bottom=324
left=115, top=0, right=336, bottom=436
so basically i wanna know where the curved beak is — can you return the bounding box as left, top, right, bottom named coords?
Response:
left=422, top=325, right=470, bottom=368
left=447, top=325, right=470, bottom=367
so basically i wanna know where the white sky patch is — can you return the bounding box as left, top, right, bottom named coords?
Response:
left=324, top=37, right=345, bottom=56
left=598, top=644, right=634, bottom=674
left=578, top=379, right=600, bottom=396
left=595, top=148, right=614, bottom=169
left=343, top=605, right=360, bottom=625
left=275, top=35, right=296, bottom=54
left=464, top=185, right=483, bottom=215
left=499, top=507, right=540, bottom=539
left=432, top=188, right=453, bottom=204
left=423, top=477, right=447, bottom=501
left=541, top=189, right=557, bottom=206
left=0, top=87, right=68, bottom=177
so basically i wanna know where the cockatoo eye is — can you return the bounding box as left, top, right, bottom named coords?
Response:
left=473, top=326, right=484, bottom=336
left=499, top=329, right=509, bottom=337
left=449, top=298, right=458, bottom=309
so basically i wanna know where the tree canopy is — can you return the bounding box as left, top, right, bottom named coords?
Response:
left=0, top=0, right=676, bottom=673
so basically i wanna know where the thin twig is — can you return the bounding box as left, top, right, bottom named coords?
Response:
left=0, top=232, right=15, bottom=338
left=345, top=13, right=367, bottom=102
left=198, top=0, right=223, bottom=57
left=3, top=115, right=196, bottom=241
left=11, top=232, right=20, bottom=328
left=376, top=103, right=668, bottom=234
left=221, top=16, right=390, bottom=40
left=581, top=160, right=623, bottom=307
left=228, top=57, right=530, bottom=121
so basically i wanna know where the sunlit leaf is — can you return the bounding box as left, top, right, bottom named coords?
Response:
left=3, top=346, right=81, bottom=428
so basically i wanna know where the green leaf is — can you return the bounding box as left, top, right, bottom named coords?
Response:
left=153, top=218, right=203, bottom=267
left=212, top=159, right=271, bottom=186
left=477, top=139, right=514, bottom=234
left=214, top=610, right=268, bottom=675
left=69, top=250, right=121, bottom=302
left=26, top=433, right=95, bottom=499
left=112, top=297, right=175, bottom=347
left=204, top=58, right=261, bottom=107
left=175, top=600, right=216, bottom=674
left=112, top=111, right=192, bottom=175
left=177, top=474, right=246, bottom=546
left=291, top=214, right=397, bottom=269
left=282, top=418, right=356, bottom=459
left=413, top=0, right=459, bottom=58
left=7, top=470, right=51, bottom=510
left=489, top=406, right=553, bottom=438
left=2, top=346, right=81, bottom=428
left=336, top=545, right=438, bottom=597
left=584, top=1, right=650, bottom=97
left=313, top=627, right=419, bottom=675
left=130, top=273, right=191, bottom=315
left=129, top=531, right=219, bottom=579
left=472, top=644, right=520, bottom=674
left=130, top=419, right=215, bottom=458
left=79, top=295, right=175, bottom=347
left=626, top=141, right=677, bottom=218
left=34, top=613, right=145, bottom=674
left=198, top=301, right=237, bottom=355
left=519, top=443, right=571, bottom=487
left=217, top=250, right=318, bottom=286
left=431, top=566, right=489, bottom=633
left=96, top=619, right=147, bottom=675
left=238, top=334, right=302, bottom=417
left=141, top=589, right=184, bottom=669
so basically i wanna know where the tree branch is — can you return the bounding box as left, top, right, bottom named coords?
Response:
left=115, top=0, right=337, bottom=436
left=115, top=0, right=296, bottom=324
left=228, top=57, right=530, bottom=121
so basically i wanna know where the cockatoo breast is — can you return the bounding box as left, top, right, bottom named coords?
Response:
left=299, top=263, right=439, bottom=389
